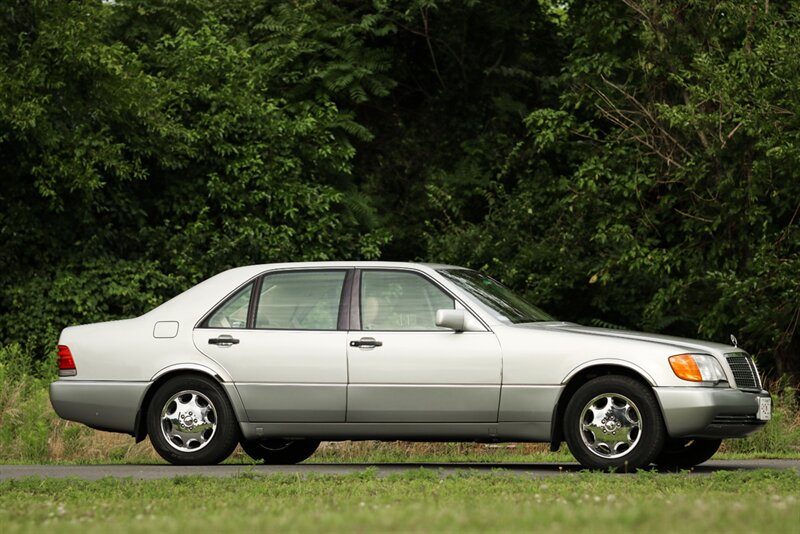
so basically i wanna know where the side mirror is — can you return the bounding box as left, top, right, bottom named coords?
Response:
left=436, top=309, right=466, bottom=332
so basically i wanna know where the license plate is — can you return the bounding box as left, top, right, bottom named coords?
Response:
left=757, top=397, right=772, bottom=421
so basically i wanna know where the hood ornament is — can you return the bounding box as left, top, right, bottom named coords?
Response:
left=730, top=334, right=738, bottom=347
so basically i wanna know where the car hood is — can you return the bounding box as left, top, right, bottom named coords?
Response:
left=527, top=322, right=737, bottom=354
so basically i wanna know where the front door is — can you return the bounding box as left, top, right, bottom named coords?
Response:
left=194, top=269, right=350, bottom=422
left=346, top=269, right=502, bottom=423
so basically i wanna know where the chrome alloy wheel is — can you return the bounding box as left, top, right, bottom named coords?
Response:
left=579, top=393, right=642, bottom=459
left=160, top=390, right=217, bottom=452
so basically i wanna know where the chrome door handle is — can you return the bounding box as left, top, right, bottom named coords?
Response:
left=350, top=337, right=383, bottom=348
left=209, top=335, right=240, bottom=346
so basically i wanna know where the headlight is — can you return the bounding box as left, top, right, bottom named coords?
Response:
left=668, top=354, right=727, bottom=383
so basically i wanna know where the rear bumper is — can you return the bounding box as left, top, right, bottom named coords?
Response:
left=49, top=380, right=149, bottom=435
left=654, top=386, right=770, bottom=439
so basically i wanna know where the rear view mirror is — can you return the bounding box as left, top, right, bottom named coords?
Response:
left=436, top=309, right=466, bottom=332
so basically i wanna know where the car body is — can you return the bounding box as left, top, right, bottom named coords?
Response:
left=50, top=262, right=771, bottom=469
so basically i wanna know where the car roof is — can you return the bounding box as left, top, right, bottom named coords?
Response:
left=240, top=261, right=468, bottom=271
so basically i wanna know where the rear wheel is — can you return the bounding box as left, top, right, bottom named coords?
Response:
left=564, top=375, right=665, bottom=471
left=653, top=438, right=722, bottom=470
left=240, top=439, right=320, bottom=464
left=147, top=375, right=239, bottom=465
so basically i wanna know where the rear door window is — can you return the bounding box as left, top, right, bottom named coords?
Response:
left=255, top=271, right=346, bottom=330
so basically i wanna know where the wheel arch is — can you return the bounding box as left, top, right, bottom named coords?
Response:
left=548, top=362, right=658, bottom=452
left=134, top=365, right=247, bottom=442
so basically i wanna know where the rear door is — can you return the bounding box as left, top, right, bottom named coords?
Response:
left=346, top=269, right=502, bottom=422
left=194, top=269, right=351, bottom=422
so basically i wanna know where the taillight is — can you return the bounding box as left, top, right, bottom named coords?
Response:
left=57, top=345, right=77, bottom=377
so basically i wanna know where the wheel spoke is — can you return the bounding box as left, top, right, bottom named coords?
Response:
left=579, top=393, right=643, bottom=460
left=160, top=389, right=217, bottom=453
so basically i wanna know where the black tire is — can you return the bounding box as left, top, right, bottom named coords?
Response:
left=653, top=438, right=722, bottom=470
left=147, top=375, right=240, bottom=465
left=564, top=375, right=666, bottom=471
left=240, top=439, right=320, bottom=465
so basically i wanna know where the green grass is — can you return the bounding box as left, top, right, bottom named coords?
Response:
left=1, top=469, right=798, bottom=533
left=310, top=444, right=577, bottom=464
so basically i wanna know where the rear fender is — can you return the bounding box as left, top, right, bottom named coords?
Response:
left=134, top=364, right=248, bottom=442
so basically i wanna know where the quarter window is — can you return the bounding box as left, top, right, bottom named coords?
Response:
left=205, top=283, right=253, bottom=329
left=360, top=271, right=454, bottom=331
left=255, top=271, right=346, bottom=330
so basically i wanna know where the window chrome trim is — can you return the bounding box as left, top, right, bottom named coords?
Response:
left=195, top=267, right=352, bottom=331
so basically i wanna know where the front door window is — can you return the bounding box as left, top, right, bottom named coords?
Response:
left=360, top=270, right=454, bottom=331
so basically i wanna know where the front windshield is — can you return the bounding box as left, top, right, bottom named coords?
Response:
left=438, top=269, right=554, bottom=324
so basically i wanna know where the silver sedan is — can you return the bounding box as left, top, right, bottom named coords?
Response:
left=50, top=262, right=771, bottom=469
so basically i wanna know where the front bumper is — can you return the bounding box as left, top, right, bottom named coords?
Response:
left=653, top=386, right=770, bottom=439
left=49, top=380, right=149, bottom=435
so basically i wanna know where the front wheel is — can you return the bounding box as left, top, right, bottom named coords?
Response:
left=147, top=375, right=240, bottom=465
left=240, top=439, right=320, bottom=464
left=564, top=375, right=665, bottom=471
left=653, top=438, right=722, bottom=470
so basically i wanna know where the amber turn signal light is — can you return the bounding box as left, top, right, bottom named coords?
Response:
left=669, top=354, right=703, bottom=381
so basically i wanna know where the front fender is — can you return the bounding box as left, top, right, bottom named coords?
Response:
left=562, top=358, right=657, bottom=386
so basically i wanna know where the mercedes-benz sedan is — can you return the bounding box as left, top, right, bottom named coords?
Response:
left=50, top=262, right=771, bottom=469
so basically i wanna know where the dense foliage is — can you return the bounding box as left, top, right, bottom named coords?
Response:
left=0, top=0, right=797, bottom=379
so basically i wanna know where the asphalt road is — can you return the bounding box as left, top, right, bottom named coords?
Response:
left=1, top=460, right=797, bottom=481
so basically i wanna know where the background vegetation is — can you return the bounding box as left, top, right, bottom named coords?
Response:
left=0, top=1, right=797, bottom=382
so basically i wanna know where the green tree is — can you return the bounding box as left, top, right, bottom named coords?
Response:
left=1, top=0, right=797, bottom=382
left=427, top=0, right=800, bottom=377
left=0, top=0, right=391, bottom=363
left=355, top=0, right=564, bottom=259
